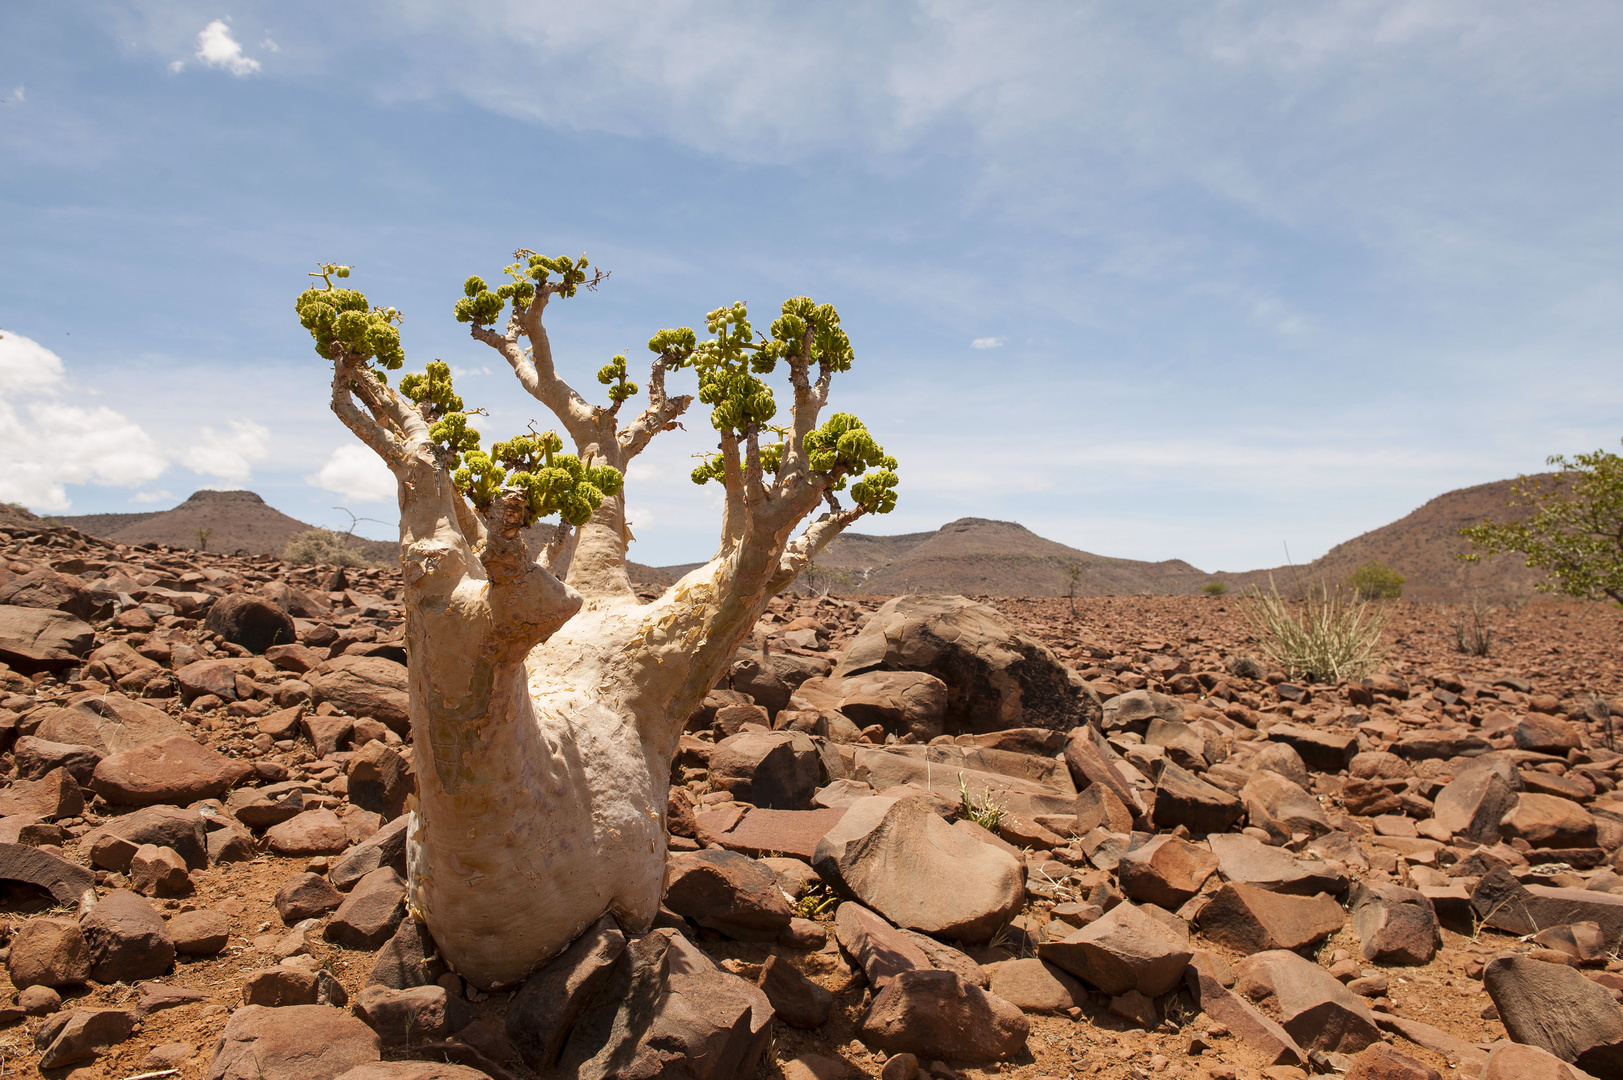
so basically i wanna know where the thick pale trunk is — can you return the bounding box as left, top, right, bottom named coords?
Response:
left=406, top=555, right=764, bottom=989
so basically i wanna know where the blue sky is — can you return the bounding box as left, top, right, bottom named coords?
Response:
left=2, top=2, right=1620, bottom=571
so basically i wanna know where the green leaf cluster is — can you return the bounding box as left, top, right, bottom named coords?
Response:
left=454, top=253, right=591, bottom=326
left=294, top=264, right=404, bottom=376
left=597, top=354, right=639, bottom=404
left=807, top=413, right=898, bottom=513
left=453, top=429, right=624, bottom=527
left=399, top=360, right=464, bottom=419
left=1460, top=445, right=1623, bottom=605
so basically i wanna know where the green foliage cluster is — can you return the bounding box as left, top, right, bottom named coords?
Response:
left=1344, top=561, right=1405, bottom=601
left=283, top=528, right=371, bottom=568
left=455, top=430, right=624, bottom=527
left=1200, top=581, right=1228, bottom=596
left=1461, top=446, right=1623, bottom=606
left=295, top=264, right=404, bottom=379
left=453, top=252, right=593, bottom=326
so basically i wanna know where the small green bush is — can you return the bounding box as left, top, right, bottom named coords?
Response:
left=283, top=528, right=371, bottom=568
left=1240, top=577, right=1387, bottom=683
left=1200, top=581, right=1228, bottom=596
left=1344, top=561, right=1405, bottom=600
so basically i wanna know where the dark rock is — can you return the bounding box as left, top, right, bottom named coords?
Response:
left=325, top=866, right=406, bottom=949
left=36, top=1007, right=136, bottom=1069
left=664, top=848, right=795, bottom=941
left=1483, top=954, right=1623, bottom=1075
left=13, top=735, right=102, bottom=783
left=276, top=872, right=345, bottom=923
left=1349, top=881, right=1442, bottom=965
left=1152, top=762, right=1244, bottom=835
left=1232, top=949, right=1381, bottom=1054
left=0, top=842, right=96, bottom=907
left=507, top=914, right=626, bottom=1070
left=81, top=889, right=175, bottom=982
left=205, top=593, right=298, bottom=654
left=368, top=917, right=447, bottom=990
left=708, top=730, right=820, bottom=810
left=757, top=954, right=834, bottom=1028
left=1039, top=901, right=1192, bottom=997
left=346, top=741, right=414, bottom=820
left=351, top=984, right=469, bottom=1045
left=857, top=969, right=1029, bottom=1061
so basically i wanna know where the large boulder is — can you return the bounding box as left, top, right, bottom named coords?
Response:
left=708, top=731, right=819, bottom=810
left=80, top=890, right=175, bottom=983
left=1349, top=881, right=1441, bottom=965
left=309, top=655, right=409, bottom=734
left=813, top=795, right=1023, bottom=943
left=204, top=593, right=298, bottom=654
left=1483, top=955, right=1623, bottom=1075
left=34, top=693, right=188, bottom=753
left=833, top=595, right=1101, bottom=734
left=1197, top=883, right=1345, bottom=953
left=0, top=569, right=108, bottom=620
left=507, top=915, right=626, bottom=1071
left=1038, top=902, right=1192, bottom=997
left=0, top=605, right=95, bottom=672
left=790, top=671, right=949, bottom=742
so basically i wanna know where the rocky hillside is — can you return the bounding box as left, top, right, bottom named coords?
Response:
left=0, top=515, right=1620, bottom=1076
left=56, top=490, right=394, bottom=563
left=1215, top=476, right=1554, bottom=603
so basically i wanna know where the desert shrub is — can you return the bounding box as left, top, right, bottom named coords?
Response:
left=1201, top=581, right=1228, bottom=596
left=283, top=528, right=371, bottom=568
left=1344, top=561, right=1405, bottom=600
left=1450, top=595, right=1494, bottom=656
left=1239, top=577, right=1387, bottom=683
left=958, top=773, right=1005, bottom=832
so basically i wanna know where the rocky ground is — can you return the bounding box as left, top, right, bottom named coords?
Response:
left=0, top=519, right=1620, bottom=1080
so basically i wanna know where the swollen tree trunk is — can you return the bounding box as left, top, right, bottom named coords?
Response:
left=314, top=260, right=888, bottom=989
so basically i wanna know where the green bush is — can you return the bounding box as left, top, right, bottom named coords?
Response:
left=1200, top=581, right=1228, bottom=596
left=1344, top=561, right=1405, bottom=600
left=283, top=529, right=372, bottom=568
left=1240, top=577, right=1387, bottom=683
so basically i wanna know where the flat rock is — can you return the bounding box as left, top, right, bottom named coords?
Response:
left=90, top=734, right=253, bottom=805
left=1152, top=762, right=1244, bottom=835
left=1480, top=1043, right=1592, bottom=1080
left=987, top=957, right=1084, bottom=1013
left=1184, top=955, right=1305, bottom=1066
left=814, top=794, right=1023, bottom=944
left=0, top=765, right=83, bottom=818
left=325, top=866, right=406, bottom=949
left=1116, top=833, right=1218, bottom=909
left=1197, top=882, right=1345, bottom=953
left=169, top=908, right=230, bottom=955
left=1038, top=901, right=1192, bottom=997
left=0, top=605, right=95, bottom=672
left=82, top=804, right=210, bottom=869
left=1502, top=792, right=1598, bottom=849
left=204, top=1003, right=381, bottom=1080
left=276, top=871, right=345, bottom=923
left=351, top=984, right=469, bottom=1045
left=0, top=842, right=96, bottom=908
left=834, top=901, right=933, bottom=989
left=696, top=805, right=847, bottom=860
left=36, top=1007, right=136, bottom=1069
left=330, top=813, right=409, bottom=890
left=1265, top=724, right=1358, bottom=773
left=7, top=917, right=90, bottom=988
left=1232, top=949, right=1381, bottom=1054
left=1344, top=1042, right=1442, bottom=1080
left=1207, top=833, right=1349, bottom=895
left=267, top=807, right=352, bottom=856
left=308, top=655, right=410, bottom=734
left=1483, top=954, right=1623, bottom=1075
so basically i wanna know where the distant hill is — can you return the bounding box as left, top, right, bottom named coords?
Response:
left=1215, top=475, right=1553, bottom=603
left=58, top=490, right=394, bottom=562
left=737, top=517, right=1213, bottom=598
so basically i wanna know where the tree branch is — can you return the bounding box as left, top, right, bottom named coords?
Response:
left=717, top=433, right=746, bottom=550
left=472, top=298, right=600, bottom=449
left=768, top=506, right=865, bottom=593
left=619, top=354, right=693, bottom=461
left=330, top=361, right=408, bottom=468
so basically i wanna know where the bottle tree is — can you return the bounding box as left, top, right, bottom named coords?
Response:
left=297, top=253, right=898, bottom=989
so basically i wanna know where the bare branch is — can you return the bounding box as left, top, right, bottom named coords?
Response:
left=330, top=362, right=407, bottom=468
left=743, top=422, right=768, bottom=508
left=717, top=433, right=746, bottom=550
left=768, top=506, right=865, bottom=593
left=542, top=522, right=580, bottom=580
left=619, top=353, right=693, bottom=461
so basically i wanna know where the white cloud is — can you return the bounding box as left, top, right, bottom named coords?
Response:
left=309, top=445, right=397, bottom=504
left=0, top=330, right=167, bottom=511
left=624, top=505, right=654, bottom=530
left=969, top=337, right=1004, bottom=349
left=260, top=37, right=280, bottom=54
left=450, top=364, right=492, bottom=377
left=7, top=87, right=22, bottom=104
left=168, top=60, right=185, bottom=74
left=181, top=419, right=270, bottom=482
left=130, top=490, right=172, bottom=504
left=195, top=20, right=260, bottom=77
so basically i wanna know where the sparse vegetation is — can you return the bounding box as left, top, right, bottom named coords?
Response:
left=1450, top=594, right=1494, bottom=656
left=958, top=772, right=1006, bottom=832
left=1345, top=560, right=1405, bottom=600
left=1065, top=563, right=1083, bottom=618
left=195, top=526, right=213, bottom=551
left=1225, top=653, right=1266, bottom=680
left=1239, top=576, right=1387, bottom=683
left=1460, top=444, right=1623, bottom=605
left=1200, top=580, right=1228, bottom=596
left=282, top=528, right=371, bottom=568
left=794, top=885, right=837, bottom=920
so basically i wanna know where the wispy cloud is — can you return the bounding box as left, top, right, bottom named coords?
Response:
left=131, top=490, right=172, bottom=504
left=194, top=20, right=260, bottom=77
left=309, top=445, right=396, bottom=504
left=969, top=337, right=1003, bottom=349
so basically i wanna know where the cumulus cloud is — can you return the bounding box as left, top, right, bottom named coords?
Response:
left=130, top=490, right=172, bottom=504
left=0, top=330, right=167, bottom=511
left=309, top=445, right=396, bottom=504
left=970, top=337, right=1004, bottom=349
left=195, top=20, right=260, bottom=76
left=181, top=420, right=270, bottom=482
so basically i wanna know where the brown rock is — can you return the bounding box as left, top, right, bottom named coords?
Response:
left=7, top=917, right=90, bottom=988
left=0, top=842, right=96, bottom=907
left=13, top=734, right=102, bottom=783
left=1233, top=949, right=1381, bottom=1054
left=308, top=655, right=409, bottom=734
left=0, top=765, right=83, bottom=818
left=1197, top=883, right=1345, bottom=953
left=1117, top=834, right=1218, bottom=909
left=169, top=909, right=230, bottom=955
left=1153, top=762, right=1245, bottom=835
left=1183, top=955, right=1305, bottom=1066
left=1502, top=793, right=1598, bottom=849
left=1242, top=770, right=1333, bottom=839
left=814, top=794, right=1023, bottom=944
left=90, top=734, right=253, bottom=805
left=204, top=1003, right=381, bottom=1080
left=1515, top=714, right=1584, bottom=754
left=697, top=805, right=848, bottom=860
left=1483, top=954, right=1623, bottom=1075
left=987, top=958, right=1083, bottom=1013
left=505, top=914, right=626, bottom=1070
left=177, top=658, right=243, bottom=701
left=665, top=848, right=795, bottom=941
left=1039, top=902, right=1192, bottom=997
left=1343, top=1042, right=1442, bottom=1080
left=1206, top=833, right=1349, bottom=895
left=330, top=814, right=408, bottom=890
left=834, top=901, right=933, bottom=989
left=757, top=954, right=834, bottom=1028
left=1349, top=881, right=1442, bottom=965
left=276, top=871, right=345, bottom=923
left=325, top=866, right=406, bottom=949
left=267, top=808, right=351, bottom=856
left=0, top=605, right=95, bottom=672
left=346, top=740, right=414, bottom=821
left=1481, top=1043, right=1590, bottom=1080
left=0, top=568, right=106, bottom=620
left=244, top=966, right=321, bottom=1007
left=82, top=804, right=210, bottom=869
left=858, top=969, right=1029, bottom=1061
left=206, top=593, right=298, bottom=654
left=1432, top=767, right=1518, bottom=844
left=37, top=1007, right=137, bottom=1069
left=709, top=730, right=820, bottom=810
left=81, top=889, right=175, bottom=982
left=128, top=843, right=191, bottom=896
left=351, top=984, right=469, bottom=1044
